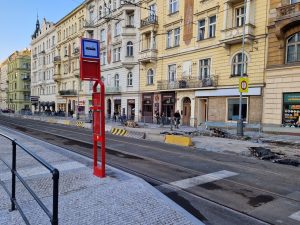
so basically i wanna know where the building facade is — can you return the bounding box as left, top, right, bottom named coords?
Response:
left=0, top=60, right=8, bottom=110
left=263, top=0, right=300, bottom=127
left=31, top=18, right=56, bottom=113
left=7, top=50, right=31, bottom=112
left=54, top=3, right=87, bottom=116
left=139, top=0, right=268, bottom=126
left=84, top=0, right=140, bottom=121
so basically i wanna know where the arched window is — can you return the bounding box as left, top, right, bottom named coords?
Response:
left=232, top=52, right=247, bottom=76
left=114, top=74, right=119, bottom=87
left=127, top=41, right=133, bottom=56
left=127, top=72, right=133, bottom=86
left=147, top=69, right=154, bottom=85
left=286, top=33, right=300, bottom=63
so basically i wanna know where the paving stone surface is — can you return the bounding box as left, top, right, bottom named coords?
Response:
left=0, top=126, right=202, bottom=225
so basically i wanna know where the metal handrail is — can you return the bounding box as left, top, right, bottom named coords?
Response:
left=0, top=133, right=59, bottom=225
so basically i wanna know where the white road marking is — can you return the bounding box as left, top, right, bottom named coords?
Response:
left=289, top=210, right=300, bottom=222
left=166, top=170, right=238, bottom=189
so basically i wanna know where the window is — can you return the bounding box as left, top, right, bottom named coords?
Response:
left=235, top=6, right=245, bottom=27
left=198, top=19, right=205, bottom=40
left=147, top=69, right=154, bottom=85
left=167, top=30, right=172, bottom=48
left=169, top=0, right=178, bottom=14
left=209, top=15, right=216, bottom=38
left=115, top=21, right=121, bottom=36
left=127, top=72, right=133, bottom=86
left=168, top=64, right=176, bottom=81
left=99, top=6, right=102, bottom=18
left=114, top=74, right=119, bottom=87
left=127, top=14, right=134, bottom=27
left=101, top=51, right=106, bottom=65
left=227, top=98, right=247, bottom=121
left=149, top=4, right=157, bottom=17
left=199, top=59, right=211, bottom=79
left=100, top=29, right=106, bottom=42
left=127, top=41, right=133, bottom=56
left=166, top=28, right=180, bottom=48
left=113, top=47, right=121, bottom=62
left=286, top=33, right=300, bottom=63
left=174, top=28, right=180, bottom=46
left=232, top=53, right=248, bottom=76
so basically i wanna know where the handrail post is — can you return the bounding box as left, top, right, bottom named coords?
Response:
left=51, top=169, right=59, bottom=225
left=10, top=140, right=16, bottom=211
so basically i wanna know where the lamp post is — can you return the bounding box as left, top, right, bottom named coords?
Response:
left=237, top=0, right=247, bottom=137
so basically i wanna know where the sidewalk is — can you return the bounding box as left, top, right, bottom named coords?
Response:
left=0, top=125, right=202, bottom=225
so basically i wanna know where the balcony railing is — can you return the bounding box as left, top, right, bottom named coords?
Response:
left=105, top=86, right=122, bottom=93
left=139, top=48, right=158, bottom=63
left=32, top=54, right=37, bottom=59
left=59, top=90, right=77, bottom=96
left=54, top=56, right=61, bottom=62
left=141, top=15, right=158, bottom=28
left=157, top=76, right=217, bottom=90
left=21, top=75, right=30, bottom=80
left=220, top=24, right=255, bottom=45
left=84, top=20, right=95, bottom=28
left=277, top=2, right=300, bottom=18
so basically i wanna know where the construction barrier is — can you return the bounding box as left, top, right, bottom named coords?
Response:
left=111, top=128, right=128, bottom=136
left=164, top=135, right=193, bottom=147
left=76, top=121, right=85, bottom=128
left=110, top=128, right=146, bottom=139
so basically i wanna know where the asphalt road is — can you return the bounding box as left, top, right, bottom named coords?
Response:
left=0, top=114, right=299, bottom=225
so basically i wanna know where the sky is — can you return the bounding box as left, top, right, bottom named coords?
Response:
left=0, top=0, right=84, bottom=62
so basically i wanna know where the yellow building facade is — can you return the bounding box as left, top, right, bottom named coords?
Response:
left=139, top=0, right=268, bottom=126
left=54, top=3, right=86, bottom=116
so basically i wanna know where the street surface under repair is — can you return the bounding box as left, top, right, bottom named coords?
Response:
left=0, top=114, right=299, bottom=225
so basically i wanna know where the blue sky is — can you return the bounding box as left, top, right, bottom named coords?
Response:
left=0, top=0, right=84, bottom=62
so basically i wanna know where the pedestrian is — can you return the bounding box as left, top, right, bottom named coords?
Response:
left=174, top=110, right=181, bottom=129
left=161, top=112, right=166, bottom=126
left=155, top=111, right=160, bottom=124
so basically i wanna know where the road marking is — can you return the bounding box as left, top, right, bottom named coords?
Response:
left=289, top=211, right=300, bottom=222
left=166, top=170, right=238, bottom=189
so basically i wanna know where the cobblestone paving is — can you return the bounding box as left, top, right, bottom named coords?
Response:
left=0, top=126, right=201, bottom=225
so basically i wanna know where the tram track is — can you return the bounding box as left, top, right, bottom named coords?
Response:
left=0, top=115, right=299, bottom=224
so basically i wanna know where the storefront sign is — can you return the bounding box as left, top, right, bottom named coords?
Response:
left=283, top=93, right=300, bottom=126
left=284, top=93, right=300, bottom=103
left=57, top=99, right=66, bottom=104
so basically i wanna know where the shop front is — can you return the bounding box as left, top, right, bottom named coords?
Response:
left=161, top=92, right=176, bottom=118
left=142, top=93, right=153, bottom=123
left=282, top=93, right=300, bottom=127
left=127, top=99, right=135, bottom=120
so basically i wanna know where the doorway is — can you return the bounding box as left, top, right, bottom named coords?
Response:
left=182, top=97, right=191, bottom=126
left=199, top=98, right=208, bottom=125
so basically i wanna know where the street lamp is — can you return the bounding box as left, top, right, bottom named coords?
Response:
left=237, top=0, right=247, bottom=137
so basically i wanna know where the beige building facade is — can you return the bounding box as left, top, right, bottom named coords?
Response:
left=263, top=0, right=300, bottom=127
left=139, top=0, right=268, bottom=125
left=54, top=3, right=86, bottom=116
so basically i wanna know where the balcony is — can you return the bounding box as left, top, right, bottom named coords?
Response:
left=122, top=25, right=136, bottom=36
left=39, top=50, right=45, bottom=55
left=21, top=74, right=30, bottom=80
left=139, top=49, right=158, bottom=63
left=32, top=54, right=37, bottom=59
left=54, top=56, right=61, bottom=64
left=84, top=20, right=95, bottom=32
left=275, top=2, right=300, bottom=39
left=276, top=2, right=300, bottom=19
left=220, top=24, right=255, bottom=45
left=59, top=90, right=77, bottom=96
left=53, top=73, right=61, bottom=82
left=157, top=76, right=217, bottom=91
left=105, top=86, right=122, bottom=94
left=140, top=15, right=158, bottom=29
left=122, top=56, right=137, bottom=69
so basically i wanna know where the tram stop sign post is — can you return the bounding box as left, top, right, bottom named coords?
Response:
left=80, top=38, right=106, bottom=178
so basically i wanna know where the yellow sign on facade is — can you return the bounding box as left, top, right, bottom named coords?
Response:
left=239, top=77, right=249, bottom=93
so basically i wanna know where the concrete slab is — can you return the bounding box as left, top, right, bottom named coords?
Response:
left=0, top=126, right=203, bottom=225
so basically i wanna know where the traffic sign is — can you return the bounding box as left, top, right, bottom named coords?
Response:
left=239, top=77, right=249, bottom=93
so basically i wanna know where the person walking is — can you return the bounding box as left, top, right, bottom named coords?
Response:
left=174, top=110, right=181, bottom=129
left=155, top=111, right=160, bottom=124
